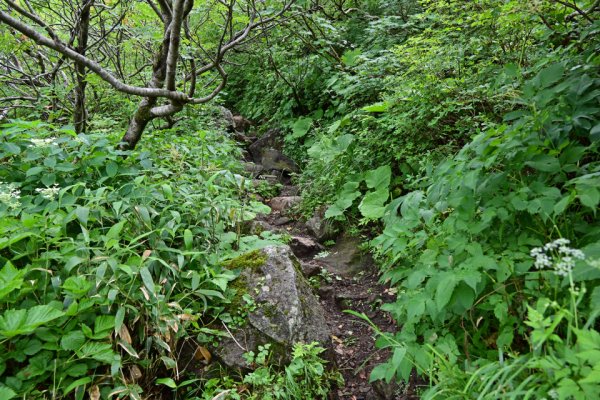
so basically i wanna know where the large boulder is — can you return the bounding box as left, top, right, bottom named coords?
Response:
left=248, top=128, right=283, bottom=162
left=214, top=246, right=331, bottom=369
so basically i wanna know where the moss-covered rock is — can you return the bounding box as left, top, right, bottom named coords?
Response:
left=214, top=246, right=331, bottom=370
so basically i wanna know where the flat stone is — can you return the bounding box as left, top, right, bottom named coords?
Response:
left=269, top=196, right=302, bottom=213
left=273, top=217, right=292, bottom=226
left=321, top=235, right=373, bottom=278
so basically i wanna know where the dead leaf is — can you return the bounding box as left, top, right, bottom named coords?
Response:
left=89, top=385, right=100, bottom=400
left=142, top=250, right=152, bottom=260
left=129, top=365, right=143, bottom=381
left=331, top=335, right=343, bottom=345
left=177, top=313, right=194, bottom=321
left=118, top=324, right=132, bottom=344
left=194, top=346, right=212, bottom=364
left=140, top=287, right=150, bottom=301
left=212, top=390, right=231, bottom=400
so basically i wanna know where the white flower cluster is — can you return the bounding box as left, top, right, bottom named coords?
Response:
left=35, top=184, right=60, bottom=200
left=0, top=181, right=21, bottom=209
left=530, top=238, right=585, bottom=277
left=30, top=137, right=56, bottom=147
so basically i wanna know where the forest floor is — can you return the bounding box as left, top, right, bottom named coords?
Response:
left=246, top=167, right=422, bottom=399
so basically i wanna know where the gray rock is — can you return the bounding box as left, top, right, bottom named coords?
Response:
left=290, top=236, right=323, bottom=258
left=306, top=207, right=337, bottom=242
left=244, top=162, right=264, bottom=176
left=232, top=115, right=252, bottom=133
left=321, top=235, right=373, bottom=278
left=249, top=128, right=283, bottom=162
left=220, top=107, right=235, bottom=131
left=214, top=246, right=331, bottom=369
left=260, top=148, right=299, bottom=174
left=269, top=196, right=302, bottom=213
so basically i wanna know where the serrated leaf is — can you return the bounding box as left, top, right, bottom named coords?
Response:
left=525, top=154, right=560, bottom=172
left=0, top=305, right=64, bottom=337
left=0, top=262, right=26, bottom=300
left=0, top=386, right=16, bottom=399
left=61, top=330, right=86, bottom=351
left=75, top=206, right=89, bottom=225
left=77, top=342, right=116, bottom=363
left=436, top=276, right=457, bottom=311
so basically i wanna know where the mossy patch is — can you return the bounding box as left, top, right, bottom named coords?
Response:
left=225, top=249, right=267, bottom=272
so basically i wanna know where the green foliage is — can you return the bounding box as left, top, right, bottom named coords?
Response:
left=0, top=120, right=268, bottom=398
left=200, top=342, right=342, bottom=400
left=368, top=18, right=600, bottom=395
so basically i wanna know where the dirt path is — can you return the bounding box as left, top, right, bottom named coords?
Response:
left=249, top=178, right=420, bottom=400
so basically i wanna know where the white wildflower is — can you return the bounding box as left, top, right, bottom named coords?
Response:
left=530, top=239, right=586, bottom=277
left=29, top=137, right=56, bottom=147
left=35, top=184, right=60, bottom=200
left=0, top=181, right=21, bottom=209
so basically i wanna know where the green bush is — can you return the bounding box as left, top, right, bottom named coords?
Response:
left=0, top=120, right=267, bottom=398
left=368, top=22, right=600, bottom=396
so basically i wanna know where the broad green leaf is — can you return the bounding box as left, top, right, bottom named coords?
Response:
left=341, top=49, right=361, bottom=67
left=365, top=165, right=391, bottom=189
left=61, top=330, right=86, bottom=351
left=75, top=206, right=89, bottom=225
left=0, top=386, right=16, bottom=399
left=362, top=102, right=389, bottom=113
left=525, top=154, right=560, bottom=172
left=184, top=229, right=193, bottom=250
left=0, top=305, right=64, bottom=337
left=106, top=161, right=118, bottom=177
left=535, top=63, right=564, bottom=88
left=436, top=276, right=457, bottom=311
left=290, top=117, right=312, bottom=139
left=76, top=342, right=115, bottom=363
left=156, top=378, right=178, bottom=389
left=358, top=189, right=389, bottom=219
left=62, top=276, right=92, bottom=298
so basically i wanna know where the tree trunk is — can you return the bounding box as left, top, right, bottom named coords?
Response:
left=120, top=19, right=172, bottom=150
left=74, top=1, right=92, bottom=134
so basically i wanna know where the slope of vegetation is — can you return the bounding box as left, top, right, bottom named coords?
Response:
left=1, top=0, right=599, bottom=398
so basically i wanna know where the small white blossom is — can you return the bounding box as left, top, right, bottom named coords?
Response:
left=29, top=137, right=56, bottom=147
left=35, top=184, right=60, bottom=200
left=530, top=239, right=586, bottom=277
left=0, top=181, right=21, bottom=209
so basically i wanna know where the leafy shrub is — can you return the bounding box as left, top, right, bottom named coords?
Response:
left=0, top=120, right=267, bottom=398
left=368, top=22, right=600, bottom=395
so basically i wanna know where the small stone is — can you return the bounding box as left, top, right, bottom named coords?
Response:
left=290, top=236, right=323, bottom=258
left=300, top=261, right=320, bottom=277
left=273, top=216, right=292, bottom=226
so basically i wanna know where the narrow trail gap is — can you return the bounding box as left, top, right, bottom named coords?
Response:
left=234, top=124, right=420, bottom=400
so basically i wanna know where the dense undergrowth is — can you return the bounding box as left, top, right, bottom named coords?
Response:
left=225, top=0, right=600, bottom=397
left=0, top=117, right=338, bottom=399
